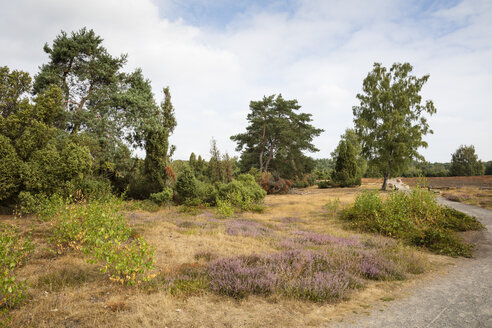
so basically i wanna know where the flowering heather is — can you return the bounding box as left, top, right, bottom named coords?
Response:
left=199, top=211, right=220, bottom=222
left=209, top=250, right=355, bottom=302
left=225, top=219, right=272, bottom=237
left=175, top=220, right=208, bottom=229
left=288, top=231, right=362, bottom=247
left=207, top=247, right=409, bottom=302
left=279, top=217, right=302, bottom=224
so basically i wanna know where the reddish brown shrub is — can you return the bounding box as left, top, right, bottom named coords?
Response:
left=259, top=172, right=293, bottom=194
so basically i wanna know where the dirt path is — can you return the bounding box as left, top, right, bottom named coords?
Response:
left=328, top=198, right=492, bottom=328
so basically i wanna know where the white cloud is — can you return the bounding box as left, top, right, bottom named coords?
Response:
left=0, top=0, right=491, bottom=162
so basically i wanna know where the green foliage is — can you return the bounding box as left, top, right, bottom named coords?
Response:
left=216, top=199, right=235, bottom=217
left=0, top=66, right=31, bottom=119
left=0, top=66, right=94, bottom=205
left=450, top=145, right=485, bottom=176
left=317, top=180, right=332, bottom=189
left=50, top=198, right=155, bottom=285
left=175, top=165, right=201, bottom=203
left=485, top=161, right=492, bottom=175
left=150, top=187, right=173, bottom=206
left=231, top=94, right=323, bottom=179
left=18, top=191, right=65, bottom=218
left=342, top=190, right=484, bottom=257
left=143, top=87, right=177, bottom=192
left=331, top=129, right=367, bottom=176
left=353, top=62, right=436, bottom=189
left=0, top=135, right=21, bottom=201
left=216, top=174, right=266, bottom=211
left=0, top=224, right=34, bottom=308
left=331, top=139, right=362, bottom=187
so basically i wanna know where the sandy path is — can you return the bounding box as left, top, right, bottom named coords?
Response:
left=327, top=198, right=492, bottom=328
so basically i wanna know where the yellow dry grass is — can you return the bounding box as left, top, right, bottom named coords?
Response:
left=3, top=184, right=457, bottom=328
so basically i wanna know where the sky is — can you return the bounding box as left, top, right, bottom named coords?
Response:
left=0, top=0, right=491, bottom=162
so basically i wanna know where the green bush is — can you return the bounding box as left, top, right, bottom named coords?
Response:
left=150, top=187, right=173, bottom=206
left=342, top=189, right=484, bottom=257
left=18, top=191, right=65, bottom=219
left=50, top=198, right=155, bottom=285
left=0, top=224, right=34, bottom=308
left=216, top=199, right=235, bottom=217
left=175, top=165, right=200, bottom=203
left=216, top=174, right=266, bottom=211
left=317, top=180, right=332, bottom=189
left=73, top=176, right=113, bottom=201
left=331, top=140, right=362, bottom=187
left=0, top=135, right=21, bottom=202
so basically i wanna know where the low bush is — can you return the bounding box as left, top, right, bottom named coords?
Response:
left=259, top=172, right=292, bottom=194
left=149, top=187, right=173, bottom=206
left=0, top=224, right=34, bottom=308
left=317, top=180, right=332, bottom=189
left=342, top=189, right=484, bottom=257
left=216, top=174, right=266, bottom=212
left=207, top=245, right=410, bottom=302
left=17, top=191, right=65, bottom=219
left=50, top=198, right=155, bottom=285
left=175, top=166, right=217, bottom=205
left=216, top=199, right=235, bottom=218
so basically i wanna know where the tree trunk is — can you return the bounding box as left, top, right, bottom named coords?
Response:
left=259, top=120, right=267, bottom=172
left=264, top=139, right=276, bottom=173
left=382, top=172, right=389, bottom=191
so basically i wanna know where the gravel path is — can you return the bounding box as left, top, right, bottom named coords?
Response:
left=328, top=198, right=492, bottom=328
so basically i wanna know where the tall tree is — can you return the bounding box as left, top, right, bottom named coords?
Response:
left=331, top=139, right=362, bottom=187
left=0, top=66, right=91, bottom=203
left=231, top=94, right=323, bottom=179
left=33, top=28, right=163, bottom=192
left=331, top=128, right=367, bottom=176
left=143, top=86, right=177, bottom=192
left=450, top=145, right=485, bottom=176
left=353, top=62, right=436, bottom=190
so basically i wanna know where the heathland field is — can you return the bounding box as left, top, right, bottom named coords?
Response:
left=2, top=179, right=486, bottom=328
left=401, top=176, right=492, bottom=210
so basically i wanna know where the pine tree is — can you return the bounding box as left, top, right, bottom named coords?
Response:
left=331, top=140, right=362, bottom=187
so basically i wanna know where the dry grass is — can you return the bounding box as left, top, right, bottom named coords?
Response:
left=2, top=185, right=458, bottom=328
left=364, top=176, right=492, bottom=210
left=399, top=176, right=492, bottom=210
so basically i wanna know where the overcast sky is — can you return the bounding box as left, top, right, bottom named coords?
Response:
left=1, top=0, right=491, bottom=162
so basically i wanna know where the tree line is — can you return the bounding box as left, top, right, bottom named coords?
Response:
left=1, top=28, right=489, bottom=210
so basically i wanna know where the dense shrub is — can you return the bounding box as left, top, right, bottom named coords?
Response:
left=50, top=198, right=155, bottom=285
left=331, top=140, right=362, bottom=187
left=259, top=172, right=292, bottom=194
left=216, top=174, right=266, bottom=211
left=317, top=180, right=332, bottom=189
left=150, top=187, right=173, bottom=206
left=175, top=165, right=201, bottom=204
left=72, top=176, right=113, bottom=202
left=0, top=224, right=34, bottom=308
left=0, top=135, right=21, bottom=202
left=342, top=189, right=484, bottom=256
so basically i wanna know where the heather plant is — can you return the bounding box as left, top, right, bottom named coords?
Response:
left=225, top=219, right=272, bottom=237
left=207, top=246, right=410, bottom=302
left=287, top=231, right=361, bottom=247
left=50, top=198, right=155, bottom=285
left=342, top=189, right=484, bottom=256
left=0, top=224, right=34, bottom=309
